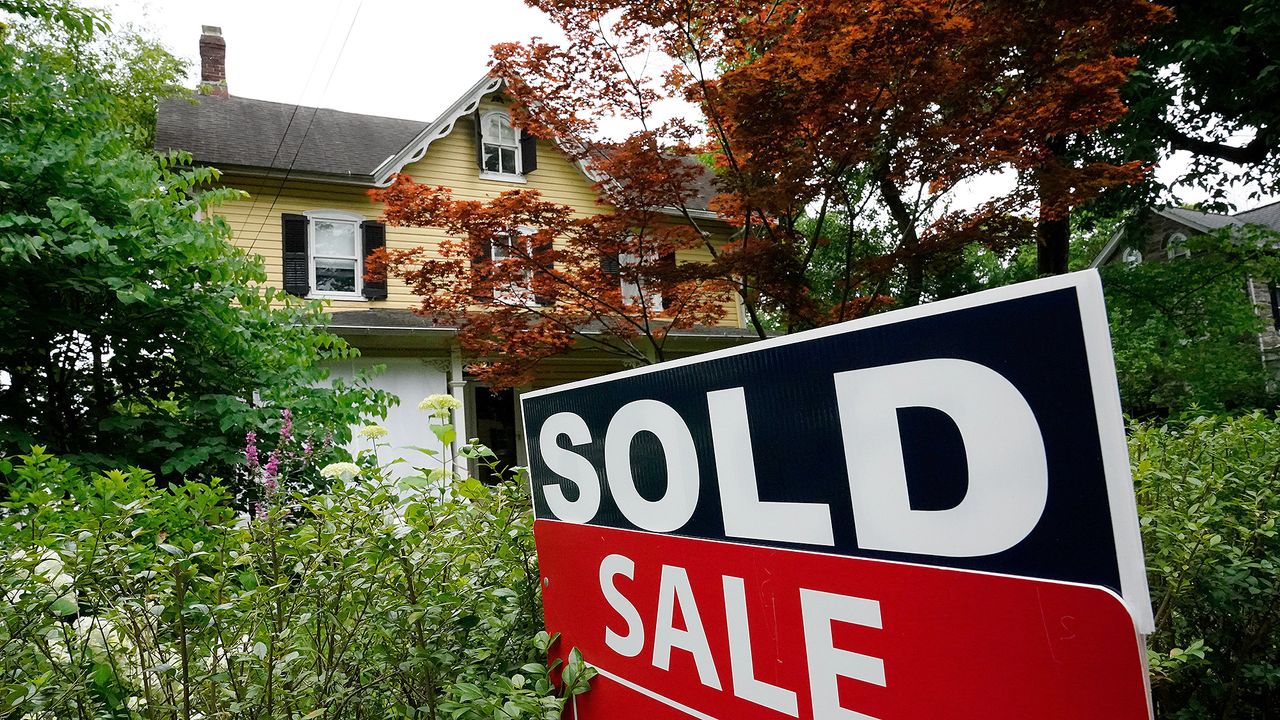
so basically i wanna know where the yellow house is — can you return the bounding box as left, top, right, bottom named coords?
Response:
left=155, top=27, right=756, bottom=475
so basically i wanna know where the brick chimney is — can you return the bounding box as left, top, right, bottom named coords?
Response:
left=198, top=26, right=228, bottom=97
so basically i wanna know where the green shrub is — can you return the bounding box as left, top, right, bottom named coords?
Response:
left=1133, top=413, right=1280, bottom=719
left=0, top=412, right=590, bottom=719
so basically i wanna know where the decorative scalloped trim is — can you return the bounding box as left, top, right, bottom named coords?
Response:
left=372, top=75, right=504, bottom=186
left=368, top=76, right=705, bottom=223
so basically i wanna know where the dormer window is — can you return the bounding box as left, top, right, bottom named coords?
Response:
left=474, top=110, right=537, bottom=182
left=481, top=112, right=520, bottom=177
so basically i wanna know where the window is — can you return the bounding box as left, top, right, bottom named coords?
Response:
left=309, top=213, right=362, bottom=297
left=480, top=112, right=521, bottom=179
left=490, top=231, right=535, bottom=305
left=619, top=252, right=664, bottom=312
left=1120, top=247, right=1143, bottom=267
left=1166, top=232, right=1191, bottom=259
left=281, top=211, right=385, bottom=301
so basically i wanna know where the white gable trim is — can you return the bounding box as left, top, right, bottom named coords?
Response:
left=1090, top=225, right=1129, bottom=268
left=370, top=75, right=726, bottom=225
left=372, top=75, right=503, bottom=187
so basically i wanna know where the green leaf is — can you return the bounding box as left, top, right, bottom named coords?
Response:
left=50, top=595, right=78, bottom=616
left=430, top=423, right=458, bottom=446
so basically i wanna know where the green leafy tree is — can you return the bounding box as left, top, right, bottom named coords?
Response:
left=1100, top=226, right=1280, bottom=416
left=1081, top=0, right=1279, bottom=218
left=4, top=5, right=191, bottom=149
left=1127, top=0, right=1279, bottom=200
left=0, top=5, right=390, bottom=480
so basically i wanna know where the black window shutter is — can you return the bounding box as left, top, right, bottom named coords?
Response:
left=657, top=251, right=677, bottom=310
left=601, top=252, right=621, bottom=276
left=281, top=213, right=310, bottom=297
left=361, top=220, right=387, bottom=300
left=532, top=236, right=554, bottom=306
left=473, top=111, right=485, bottom=170
left=520, top=129, right=538, bottom=175
left=472, top=238, right=492, bottom=302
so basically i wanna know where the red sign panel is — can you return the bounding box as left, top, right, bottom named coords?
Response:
left=537, top=520, right=1151, bottom=720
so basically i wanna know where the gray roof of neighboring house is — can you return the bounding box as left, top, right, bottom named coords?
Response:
left=154, top=93, right=722, bottom=212
left=155, top=96, right=427, bottom=180
left=1092, top=199, right=1280, bottom=267
left=1159, top=206, right=1241, bottom=232
left=1234, top=200, right=1280, bottom=231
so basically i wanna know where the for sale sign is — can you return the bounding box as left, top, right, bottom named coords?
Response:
left=521, top=271, right=1152, bottom=719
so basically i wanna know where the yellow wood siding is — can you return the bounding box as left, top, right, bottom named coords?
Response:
left=212, top=109, right=742, bottom=328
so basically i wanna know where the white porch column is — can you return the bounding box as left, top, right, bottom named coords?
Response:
left=449, top=343, right=468, bottom=478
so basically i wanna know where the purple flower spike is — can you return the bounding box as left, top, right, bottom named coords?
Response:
left=244, top=431, right=259, bottom=469
left=265, top=449, right=280, bottom=480
left=280, top=408, right=293, bottom=441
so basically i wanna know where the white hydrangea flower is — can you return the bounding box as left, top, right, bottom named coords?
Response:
left=357, top=424, right=389, bottom=440
left=33, top=552, right=69, bottom=586
left=418, top=393, right=461, bottom=415
left=40, top=625, right=71, bottom=665
left=320, top=462, right=361, bottom=481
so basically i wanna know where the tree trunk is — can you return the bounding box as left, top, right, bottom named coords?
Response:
left=1036, top=136, right=1071, bottom=275
left=876, top=173, right=924, bottom=307
left=1037, top=215, right=1070, bottom=275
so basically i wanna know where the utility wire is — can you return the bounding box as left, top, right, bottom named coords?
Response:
left=243, top=0, right=366, bottom=257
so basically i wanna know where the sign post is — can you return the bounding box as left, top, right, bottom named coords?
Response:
left=521, top=270, right=1152, bottom=719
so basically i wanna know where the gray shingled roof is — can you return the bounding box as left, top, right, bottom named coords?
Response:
left=1234, top=200, right=1280, bottom=231
left=154, top=94, right=722, bottom=212
left=1159, top=207, right=1241, bottom=232
left=155, top=96, right=427, bottom=180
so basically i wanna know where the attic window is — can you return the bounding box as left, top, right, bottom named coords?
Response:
left=481, top=112, right=521, bottom=179
left=475, top=110, right=537, bottom=181
left=1166, top=232, right=1191, bottom=259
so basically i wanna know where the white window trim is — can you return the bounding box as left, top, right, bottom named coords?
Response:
left=1166, top=232, right=1192, bottom=259
left=490, top=226, right=539, bottom=306
left=619, top=251, right=664, bottom=312
left=479, top=111, right=525, bottom=184
left=305, top=209, right=367, bottom=301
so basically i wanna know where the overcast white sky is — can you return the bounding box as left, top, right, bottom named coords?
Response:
left=99, top=0, right=563, bottom=121
left=99, top=0, right=1275, bottom=212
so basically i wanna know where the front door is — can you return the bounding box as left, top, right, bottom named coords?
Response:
left=473, top=386, right=518, bottom=484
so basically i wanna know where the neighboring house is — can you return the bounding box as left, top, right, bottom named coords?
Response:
left=155, top=27, right=755, bottom=475
left=1091, top=200, right=1280, bottom=369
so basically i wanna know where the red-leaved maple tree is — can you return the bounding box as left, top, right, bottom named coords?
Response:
left=371, top=0, right=1166, bottom=385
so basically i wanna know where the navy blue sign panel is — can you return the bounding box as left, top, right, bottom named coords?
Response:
left=520, top=271, right=1152, bottom=632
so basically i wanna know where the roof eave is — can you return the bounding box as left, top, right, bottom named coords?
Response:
left=214, top=164, right=378, bottom=187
